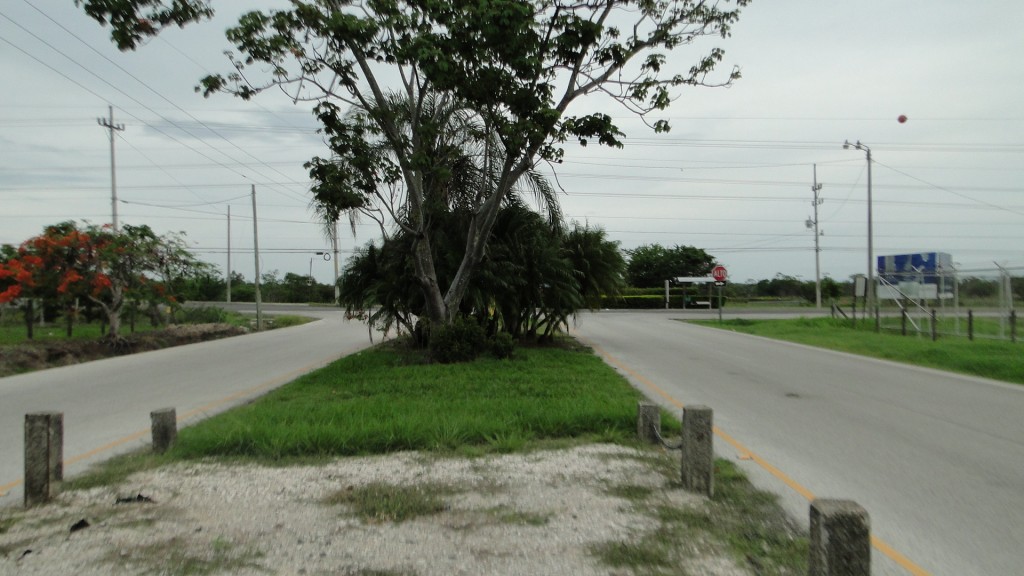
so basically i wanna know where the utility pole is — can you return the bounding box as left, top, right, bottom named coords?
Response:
left=226, top=205, right=232, bottom=303
left=251, top=185, right=263, bottom=330
left=807, top=164, right=824, bottom=309
left=96, top=105, right=125, bottom=232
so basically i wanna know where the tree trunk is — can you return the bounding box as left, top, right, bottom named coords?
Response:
left=24, top=299, right=34, bottom=340
left=410, top=232, right=448, bottom=324
left=92, top=283, right=125, bottom=341
left=65, top=304, right=74, bottom=338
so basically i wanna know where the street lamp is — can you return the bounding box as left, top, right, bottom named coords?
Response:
left=843, top=140, right=874, bottom=324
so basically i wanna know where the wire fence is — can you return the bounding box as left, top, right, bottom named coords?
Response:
left=840, top=265, right=1022, bottom=342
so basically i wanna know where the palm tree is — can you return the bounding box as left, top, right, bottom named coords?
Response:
left=305, top=87, right=561, bottom=325
left=311, top=88, right=562, bottom=326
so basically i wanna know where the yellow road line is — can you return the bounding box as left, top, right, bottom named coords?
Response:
left=0, top=358, right=329, bottom=499
left=582, top=337, right=933, bottom=576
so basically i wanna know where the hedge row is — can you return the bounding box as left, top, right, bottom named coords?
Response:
left=598, top=294, right=722, bottom=309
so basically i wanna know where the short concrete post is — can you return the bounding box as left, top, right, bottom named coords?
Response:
left=809, top=499, right=871, bottom=576
left=24, top=412, right=63, bottom=507
left=680, top=405, right=714, bottom=497
left=931, top=309, right=938, bottom=341
left=150, top=408, right=177, bottom=454
left=637, top=402, right=661, bottom=444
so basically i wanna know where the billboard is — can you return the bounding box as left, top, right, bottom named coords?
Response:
left=877, top=252, right=954, bottom=300
left=877, top=252, right=953, bottom=275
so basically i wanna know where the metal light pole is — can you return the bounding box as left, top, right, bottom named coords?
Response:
left=843, top=140, right=875, bottom=326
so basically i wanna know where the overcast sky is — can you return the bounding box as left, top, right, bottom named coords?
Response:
left=2, top=1, right=1022, bottom=287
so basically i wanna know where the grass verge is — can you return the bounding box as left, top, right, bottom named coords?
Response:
left=593, top=453, right=806, bottom=576
left=694, top=316, right=1024, bottom=385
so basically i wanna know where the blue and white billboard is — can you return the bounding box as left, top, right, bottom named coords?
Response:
left=877, top=252, right=954, bottom=300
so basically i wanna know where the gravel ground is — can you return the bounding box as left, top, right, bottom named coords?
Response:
left=0, top=444, right=750, bottom=576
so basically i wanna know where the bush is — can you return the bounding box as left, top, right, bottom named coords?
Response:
left=429, top=317, right=486, bottom=364
left=491, top=331, right=516, bottom=359
left=174, top=306, right=229, bottom=324
left=599, top=294, right=722, bottom=309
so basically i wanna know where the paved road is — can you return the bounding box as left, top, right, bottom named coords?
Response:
left=1, top=311, right=377, bottom=508
left=572, top=310, right=1024, bottom=576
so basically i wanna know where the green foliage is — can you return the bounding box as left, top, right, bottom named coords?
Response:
left=429, top=316, right=487, bottom=363
left=173, top=305, right=230, bottom=324
left=167, top=343, right=652, bottom=460
left=79, top=0, right=750, bottom=324
left=490, top=331, right=516, bottom=359
left=626, top=244, right=716, bottom=289
left=325, top=482, right=455, bottom=523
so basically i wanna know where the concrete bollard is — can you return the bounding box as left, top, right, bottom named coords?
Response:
left=150, top=408, right=177, bottom=454
left=680, top=405, right=714, bottom=497
left=24, top=412, right=63, bottom=507
left=809, top=499, right=871, bottom=576
left=636, top=401, right=661, bottom=444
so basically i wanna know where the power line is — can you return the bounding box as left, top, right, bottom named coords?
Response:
left=0, top=6, right=307, bottom=204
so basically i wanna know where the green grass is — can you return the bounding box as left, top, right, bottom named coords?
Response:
left=324, top=482, right=457, bottom=522
left=0, top=320, right=158, bottom=345
left=164, top=341, right=675, bottom=461
left=104, top=536, right=264, bottom=576
left=591, top=454, right=806, bottom=576
left=694, top=316, right=1024, bottom=385
left=0, top=308, right=311, bottom=347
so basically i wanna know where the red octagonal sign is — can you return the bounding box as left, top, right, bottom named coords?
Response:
left=711, top=265, right=728, bottom=282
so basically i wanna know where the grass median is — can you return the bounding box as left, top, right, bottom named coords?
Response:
left=168, top=339, right=667, bottom=459
left=61, top=337, right=807, bottom=574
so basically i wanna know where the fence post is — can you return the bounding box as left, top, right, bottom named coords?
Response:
left=680, top=405, right=714, bottom=497
left=150, top=408, right=177, bottom=454
left=1011, top=310, right=1017, bottom=344
left=809, top=499, right=871, bottom=576
left=931, top=309, right=938, bottom=341
left=636, top=402, right=661, bottom=445
left=900, top=309, right=907, bottom=336
left=24, top=412, right=63, bottom=507
left=968, top=310, right=974, bottom=341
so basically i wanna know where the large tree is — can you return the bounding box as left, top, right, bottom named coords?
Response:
left=80, top=0, right=749, bottom=324
left=626, top=243, right=715, bottom=288
left=1, top=222, right=210, bottom=341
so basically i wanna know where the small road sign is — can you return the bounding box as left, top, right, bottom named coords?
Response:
left=711, top=265, right=728, bottom=283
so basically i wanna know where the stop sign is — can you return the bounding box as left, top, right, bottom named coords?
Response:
left=711, top=265, right=728, bottom=282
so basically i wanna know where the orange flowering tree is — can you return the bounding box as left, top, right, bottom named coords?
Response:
left=1, top=222, right=210, bottom=341
left=1, top=222, right=96, bottom=338
left=74, top=223, right=210, bottom=341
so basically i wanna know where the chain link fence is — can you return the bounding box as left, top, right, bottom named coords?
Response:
left=864, top=265, right=1021, bottom=342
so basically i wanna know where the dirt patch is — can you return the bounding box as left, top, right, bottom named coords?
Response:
left=0, top=445, right=753, bottom=576
left=0, top=324, right=248, bottom=377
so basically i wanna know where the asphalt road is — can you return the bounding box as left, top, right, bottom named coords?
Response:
left=0, top=311, right=378, bottom=508
left=572, top=310, right=1024, bottom=576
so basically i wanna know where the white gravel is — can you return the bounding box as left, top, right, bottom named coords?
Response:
left=0, top=444, right=750, bottom=575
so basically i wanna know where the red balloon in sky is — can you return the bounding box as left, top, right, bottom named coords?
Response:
left=898, top=114, right=908, bottom=123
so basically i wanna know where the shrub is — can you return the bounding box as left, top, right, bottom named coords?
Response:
left=491, top=331, right=516, bottom=359
left=429, top=317, right=486, bottom=363
left=413, top=318, right=431, bottom=348
left=174, top=306, right=229, bottom=324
